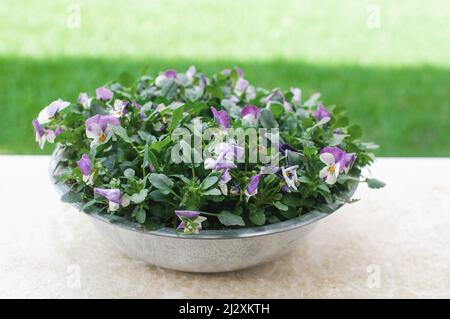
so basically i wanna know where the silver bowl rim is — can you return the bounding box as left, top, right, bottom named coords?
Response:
left=49, top=150, right=357, bottom=240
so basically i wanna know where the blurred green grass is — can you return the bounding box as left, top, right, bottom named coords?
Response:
left=0, top=0, right=449, bottom=155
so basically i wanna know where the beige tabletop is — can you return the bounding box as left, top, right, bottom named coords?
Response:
left=0, top=156, right=449, bottom=298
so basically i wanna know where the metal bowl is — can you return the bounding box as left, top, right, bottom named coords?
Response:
left=50, top=153, right=357, bottom=273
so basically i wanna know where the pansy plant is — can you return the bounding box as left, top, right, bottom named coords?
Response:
left=34, top=66, right=384, bottom=232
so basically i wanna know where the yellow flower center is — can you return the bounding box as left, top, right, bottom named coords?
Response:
left=328, top=164, right=335, bottom=174
left=99, top=133, right=107, bottom=143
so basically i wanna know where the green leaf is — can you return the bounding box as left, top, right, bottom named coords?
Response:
left=217, top=211, right=245, bottom=226
left=169, top=106, right=184, bottom=131
left=189, top=101, right=208, bottom=115
left=282, top=193, right=302, bottom=207
left=202, top=188, right=221, bottom=196
left=149, top=173, right=174, bottom=190
left=348, top=125, right=363, bottom=139
left=335, top=116, right=349, bottom=127
left=118, top=71, right=134, bottom=87
left=328, top=134, right=348, bottom=146
left=249, top=209, right=266, bottom=226
left=303, top=146, right=318, bottom=157
left=274, top=201, right=289, bottom=211
left=149, top=190, right=168, bottom=201
left=202, top=176, right=219, bottom=189
left=142, top=144, right=160, bottom=170
left=61, top=191, right=82, bottom=203
left=160, top=79, right=178, bottom=99
left=131, top=189, right=148, bottom=204
left=80, top=199, right=97, bottom=212
left=366, top=178, right=386, bottom=189
left=269, top=102, right=285, bottom=117
left=301, top=117, right=314, bottom=129
left=150, top=136, right=171, bottom=152
left=259, top=108, right=279, bottom=128
left=280, top=207, right=299, bottom=219
left=132, top=206, right=146, bottom=224
left=318, top=184, right=330, bottom=193
left=110, top=125, right=132, bottom=143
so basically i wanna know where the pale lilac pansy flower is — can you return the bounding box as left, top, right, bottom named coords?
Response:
left=230, top=181, right=240, bottom=195
left=245, top=85, right=257, bottom=101
left=204, top=142, right=243, bottom=194
left=175, top=210, right=207, bottom=234
left=235, top=67, right=244, bottom=77
left=94, top=188, right=130, bottom=212
left=315, top=104, right=331, bottom=122
left=155, top=69, right=177, bottom=86
left=320, top=146, right=356, bottom=173
left=319, top=153, right=341, bottom=185
left=110, top=99, right=127, bottom=118
left=131, top=100, right=142, bottom=110
left=96, top=87, right=113, bottom=101
left=304, top=92, right=321, bottom=108
left=37, top=99, right=70, bottom=124
left=185, top=65, right=196, bottom=82
left=234, top=78, right=249, bottom=96
left=204, top=142, right=243, bottom=171
left=245, top=173, right=262, bottom=200
left=211, top=106, right=230, bottom=129
left=218, top=169, right=232, bottom=195
left=32, top=120, right=62, bottom=149
left=85, top=114, right=120, bottom=147
left=281, top=165, right=299, bottom=191
left=77, top=92, right=91, bottom=109
left=291, top=87, right=302, bottom=106
left=77, top=154, right=94, bottom=185
left=241, top=104, right=261, bottom=126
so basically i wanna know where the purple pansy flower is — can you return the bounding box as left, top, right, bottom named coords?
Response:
left=211, top=106, right=230, bottom=129
left=320, top=146, right=355, bottom=173
left=281, top=165, right=299, bottom=191
left=185, top=65, right=196, bottom=81
left=235, top=67, right=244, bottom=78
left=241, top=104, right=261, bottom=126
left=37, top=99, right=70, bottom=124
left=235, top=78, right=249, bottom=96
left=245, top=173, right=262, bottom=200
left=96, top=87, right=113, bottom=101
left=319, top=153, right=340, bottom=185
left=164, top=69, right=177, bottom=78
left=85, top=114, right=121, bottom=147
left=230, top=181, right=240, bottom=195
left=204, top=142, right=244, bottom=171
left=155, top=69, right=178, bottom=86
left=32, top=119, right=62, bottom=149
left=94, top=188, right=129, bottom=212
left=110, top=99, right=127, bottom=118
left=218, top=169, right=232, bottom=195
left=315, top=104, right=331, bottom=121
left=77, top=154, right=93, bottom=184
left=175, top=210, right=207, bottom=234
left=32, top=119, right=46, bottom=149
left=131, top=100, right=142, bottom=110
left=291, top=87, right=302, bottom=105
left=77, top=92, right=91, bottom=109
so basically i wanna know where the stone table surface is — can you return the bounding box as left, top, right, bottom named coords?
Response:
left=0, top=156, right=449, bottom=298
